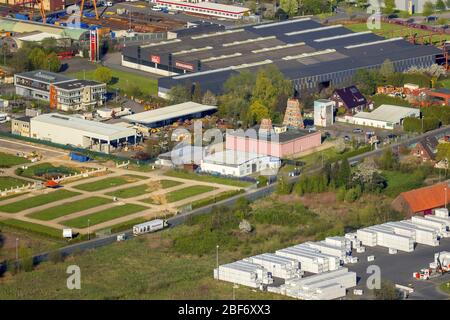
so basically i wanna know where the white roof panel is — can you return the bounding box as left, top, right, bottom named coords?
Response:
left=123, top=102, right=217, bottom=124
left=353, top=104, right=420, bottom=123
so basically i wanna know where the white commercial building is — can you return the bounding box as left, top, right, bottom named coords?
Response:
left=338, top=104, right=420, bottom=130
left=314, top=99, right=334, bottom=127
left=30, top=113, right=138, bottom=153
left=200, top=150, right=281, bottom=177
left=151, top=0, right=250, bottom=20
left=123, top=101, right=217, bottom=128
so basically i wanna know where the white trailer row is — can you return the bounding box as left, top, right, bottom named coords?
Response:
left=357, top=225, right=414, bottom=252
left=411, top=216, right=448, bottom=237
left=270, top=268, right=357, bottom=300
left=213, top=261, right=273, bottom=289
left=244, top=253, right=303, bottom=280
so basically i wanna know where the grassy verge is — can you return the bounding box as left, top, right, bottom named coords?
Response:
left=0, top=152, right=30, bottom=168
left=73, top=175, right=147, bottom=192
left=0, top=219, right=62, bottom=239
left=27, top=197, right=112, bottom=221
left=0, top=192, right=28, bottom=202
left=165, top=170, right=252, bottom=188
left=166, top=185, right=217, bottom=203
left=190, top=190, right=245, bottom=210
left=61, top=204, right=148, bottom=228
left=440, top=282, right=450, bottom=295
left=0, top=190, right=81, bottom=213
left=0, top=177, right=31, bottom=190
left=160, top=180, right=183, bottom=189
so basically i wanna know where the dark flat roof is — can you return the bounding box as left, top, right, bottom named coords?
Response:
left=55, top=79, right=104, bottom=90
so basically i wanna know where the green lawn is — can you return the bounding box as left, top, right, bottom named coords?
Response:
left=67, top=67, right=158, bottom=96
left=165, top=170, right=252, bottom=188
left=61, top=204, right=148, bottom=228
left=106, top=184, right=153, bottom=199
left=27, top=197, right=112, bottom=221
left=190, top=190, right=244, bottom=210
left=382, top=170, right=427, bottom=197
left=73, top=175, right=147, bottom=192
left=0, top=219, right=62, bottom=238
left=438, top=78, right=450, bottom=89
left=0, top=190, right=80, bottom=213
left=160, top=180, right=183, bottom=189
left=0, top=152, right=30, bottom=168
left=166, top=185, right=217, bottom=203
left=345, top=22, right=450, bottom=42
left=16, top=163, right=80, bottom=180
left=0, top=177, right=30, bottom=190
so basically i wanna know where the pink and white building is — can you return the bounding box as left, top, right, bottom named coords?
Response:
left=225, top=128, right=322, bottom=158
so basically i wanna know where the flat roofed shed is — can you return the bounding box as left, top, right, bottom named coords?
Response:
left=123, top=102, right=217, bottom=126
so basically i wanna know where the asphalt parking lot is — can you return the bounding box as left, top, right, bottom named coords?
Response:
left=346, top=238, right=450, bottom=300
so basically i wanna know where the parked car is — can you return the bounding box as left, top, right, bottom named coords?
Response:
left=352, top=128, right=363, bottom=133
left=343, top=135, right=351, bottom=141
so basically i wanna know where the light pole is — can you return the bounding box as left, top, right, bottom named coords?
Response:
left=88, top=219, right=91, bottom=240
left=232, top=284, right=239, bottom=300
left=445, top=186, right=448, bottom=209
left=216, top=245, right=219, bottom=280
left=15, top=237, right=19, bottom=262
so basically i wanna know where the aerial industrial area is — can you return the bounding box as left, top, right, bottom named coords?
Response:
left=1, top=0, right=450, bottom=305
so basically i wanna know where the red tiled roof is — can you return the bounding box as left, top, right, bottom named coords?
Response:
left=400, top=182, right=450, bottom=213
left=45, top=180, right=59, bottom=188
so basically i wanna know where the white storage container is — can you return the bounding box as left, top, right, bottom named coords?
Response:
left=214, top=260, right=273, bottom=288
left=356, top=246, right=365, bottom=253
left=245, top=253, right=302, bottom=279
left=389, top=248, right=397, bottom=254
left=434, top=208, right=449, bottom=218
left=367, top=255, right=375, bottom=262
left=411, top=216, right=447, bottom=234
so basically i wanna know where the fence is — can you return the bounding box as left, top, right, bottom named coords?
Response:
left=0, top=132, right=152, bottom=165
left=52, top=167, right=107, bottom=184
left=0, top=181, right=43, bottom=197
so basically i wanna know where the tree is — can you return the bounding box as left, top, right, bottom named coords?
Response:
left=378, top=148, right=398, bottom=170
left=446, top=0, right=450, bottom=9
left=436, top=0, right=446, bottom=11
left=252, top=65, right=292, bottom=114
left=94, top=66, right=113, bottom=84
left=383, top=0, right=396, bottom=15
left=422, top=1, right=435, bottom=17
left=373, top=281, right=403, bottom=300
left=46, top=52, right=61, bottom=72
left=192, top=82, right=202, bottom=103
left=337, top=158, right=351, bottom=188
left=380, top=59, right=395, bottom=79
left=28, top=47, right=46, bottom=70
left=40, top=37, right=58, bottom=53
left=276, top=174, right=292, bottom=194
left=202, top=90, right=217, bottom=106
left=353, top=69, right=379, bottom=95
left=247, top=100, right=270, bottom=125
left=436, top=143, right=450, bottom=162
left=168, top=84, right=191, bottom=105
left=280, top=0, right=298, bottom=16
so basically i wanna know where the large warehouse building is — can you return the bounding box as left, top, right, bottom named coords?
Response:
left=30, top=113, right=138, bottom=153
left=121, top=18, right=442, bottom=97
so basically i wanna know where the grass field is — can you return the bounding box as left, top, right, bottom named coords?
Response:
left=382, top=170, right=427, bottom=197
left=0, top=231, right=286, bottom=299
left=438, top=78, right=450, bottom=89
left=165, top=170, right=252, bottom=188
left=159, top=179, right=183, bottom=189
left=68, top=67, right=158, bottom=97
left=0, top=190, right=80, bottom=213
left=73, top=175, right=147, bottom=192
left=345, top=22, right=450, bottom=42
left=0, top=192, right=28, bottom=201
left=0, top=177, right=30, bottom=190
left=61, top=204, right=148, bottom=228
left=106, top=184, right=153, bottom=199
left=0, top=219, right=62, bottom=238
left=166, top=185, right=217, bottom=203
left=0, top=152, right=30, bottom=168
left=27, top=197, right=112, bottom=221
left=16, top=163, right=80, bottom=180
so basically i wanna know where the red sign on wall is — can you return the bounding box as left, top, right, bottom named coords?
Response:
left=175, top=60, right=194, bottom=71
left=151, top=55, right=161, bottom=64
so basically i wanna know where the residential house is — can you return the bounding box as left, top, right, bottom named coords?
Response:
left=411, top=136, right=438, bottom=162
left=330, top=86, right=367, bottom=114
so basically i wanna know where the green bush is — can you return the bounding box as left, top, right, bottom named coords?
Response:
left=251, top=202, right=317, bottom=226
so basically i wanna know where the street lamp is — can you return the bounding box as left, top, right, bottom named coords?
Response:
left=15, top=237, right=19, bottom=262
left=88, top=219, right=91, bottom=240
left=232, top=284, right=239, bottom=300
left=216, top=245, right=219, bottom=280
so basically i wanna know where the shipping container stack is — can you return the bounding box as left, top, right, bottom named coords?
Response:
left=213, top=261, right=274, bottom=289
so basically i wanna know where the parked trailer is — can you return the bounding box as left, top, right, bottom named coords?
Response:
left=385, top=221, right=439, bottom=246
left=133, top=219, right=168, bottom=235
left=411, top=216, right=448, bottom=235
left=214, top=260, right=273, bottom=289
left=275, top=247, right=327, bottom=274
left=245, top=253, right=303, bottom=279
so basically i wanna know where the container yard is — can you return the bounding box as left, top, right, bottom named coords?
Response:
left=213, top=208, right=450, bottom=300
